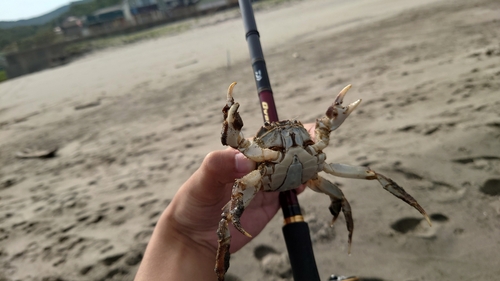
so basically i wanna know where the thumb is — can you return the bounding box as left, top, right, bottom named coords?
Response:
left=183, top=148, right=255, bottom=204
left=203, top=148, right=255, bottom=184
left=234, top=150, right=257, bottom=177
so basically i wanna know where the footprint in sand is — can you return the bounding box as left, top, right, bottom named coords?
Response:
left=38, top=277, right=68, bottom=281
left=124, top=248, right=144, bottom=266
left=480, top=179, right=500, bottom=215
left=101, top=253, right=125, bottom=266
left=224, top=273, right=243, bottom=281
left=486, top=122, right=500, bottom=130
left=414, top=179, right=467, bottom=203
left=80, top=254, right=122, bottom=275
left=253, top=244, right=292, bottom=279
left=80, top=263, right=130, bottom=281
left=0, top=227, right=8, bottom=241
left=391, top=213, right=449, bottom=239
left=1, top=177, right=22, bottom=190
left=453, top=156, right=500, bottom=173
left=480, top=179, right=500, bottom=196
left=134, top=230, right=153, bottom=243
left=305, top=214, right=336, bottom=243
left=116, top=179, right=149, bottom=191
left=80, top=244, right=145, bottom=280
left=139, top=199, right=159, bottom=211
left=396, top=123, right=456, bottom=136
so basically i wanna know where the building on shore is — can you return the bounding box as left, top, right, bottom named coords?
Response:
left=60, top=16, right=84, bottom=38
left=84, top=1, right=135, bottom=36
left=4, top=0, right=239, bottom=79
left=59, top=0, right=237, bottom=38
left=66, top=0, right=203, bottom=37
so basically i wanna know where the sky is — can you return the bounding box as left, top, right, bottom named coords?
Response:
left=0, top=0, right=71, bottom=21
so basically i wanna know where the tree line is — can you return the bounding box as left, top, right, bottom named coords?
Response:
left=0, top=0, right=122, bottom=53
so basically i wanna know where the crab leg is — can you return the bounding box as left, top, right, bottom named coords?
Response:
left=215, top=169, right=263, bottom=281
left=323, top=163, right=431, bottom=226
left=215, top=215, right=231, bottom=281
left=307, top=176, right=354, bottom=253
left=311, top=85, right=362, bottom=153
left=221, top=82, right=281, bottom=162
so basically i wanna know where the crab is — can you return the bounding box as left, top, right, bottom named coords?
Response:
left=215, top=82, right=431, bottom=281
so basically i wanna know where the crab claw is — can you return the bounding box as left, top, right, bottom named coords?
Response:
left=221, top=82, right=244, bottom=148
left=326, top=84, right=362, bottom=131
left=226, top=82, right=237, bottom=106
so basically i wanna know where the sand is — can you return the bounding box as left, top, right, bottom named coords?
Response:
left=0, top=0, right=499, bottom=280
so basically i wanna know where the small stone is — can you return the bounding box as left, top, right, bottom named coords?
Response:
left=489, top=199, right=500, bottom=215
left=1, top=178, right=17, bottom=190
left=125, top=251, right=143, bottom=266
left=473, top=159, right=489, bottom=170
left=260, top=253, right=291, bottom=278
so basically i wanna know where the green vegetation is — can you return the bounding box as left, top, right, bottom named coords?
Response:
left=65, top=0, right=122, bottom=17
left=0, top=0, right=301, bottom=54
left=253, top=0, right=303, bottom=11
left=0, top=70, right=7, bottom=83
left=0, top=0, right=122, bottom=53
left=0, top=25, right=46, bottom=52
left=64, top=21, right=191, bottom=56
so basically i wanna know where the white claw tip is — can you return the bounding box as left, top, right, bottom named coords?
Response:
left=335, top=84, right=354, bottom=106
left=339, top=84, right=352, bottom=97
left=425, top=215, right=432, bottom=227
left=227, top=82, right=237, bottom=99
left=352, top=99, right=362, bottom=107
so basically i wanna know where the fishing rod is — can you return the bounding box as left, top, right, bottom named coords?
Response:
left=237, top=1, right=321, bottom=280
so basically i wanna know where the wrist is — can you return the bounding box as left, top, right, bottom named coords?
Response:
left=160, top=205, right=218, bottom=257
left=135, top=208, right=218, bottom=281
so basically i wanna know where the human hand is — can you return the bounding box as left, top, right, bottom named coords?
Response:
left=135, top=123, right=315, bottom=280
left=169, top=122, right=315, bottom=253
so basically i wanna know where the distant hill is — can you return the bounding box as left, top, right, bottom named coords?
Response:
left=0, top=0, right=91, bottom=29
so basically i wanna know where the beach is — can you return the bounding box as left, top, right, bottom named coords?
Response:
left=0, top=0, right=499, bottom=280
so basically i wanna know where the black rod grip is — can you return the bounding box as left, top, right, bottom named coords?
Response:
left=282, top=222, right=322, bottom=281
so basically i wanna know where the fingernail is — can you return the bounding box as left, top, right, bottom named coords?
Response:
left=235, top=153, right=255, bottom=173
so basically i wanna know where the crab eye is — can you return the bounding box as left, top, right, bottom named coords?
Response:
left=264, top=121, right=271, bottom=127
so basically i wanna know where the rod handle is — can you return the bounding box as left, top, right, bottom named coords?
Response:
left=282, top=222, right=321, bottom=281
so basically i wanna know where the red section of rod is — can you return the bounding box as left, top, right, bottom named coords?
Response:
left=258, top=90, right=279, bottom=122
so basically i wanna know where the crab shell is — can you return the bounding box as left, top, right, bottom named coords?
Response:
left=254, top=120, right=327, bottom=192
